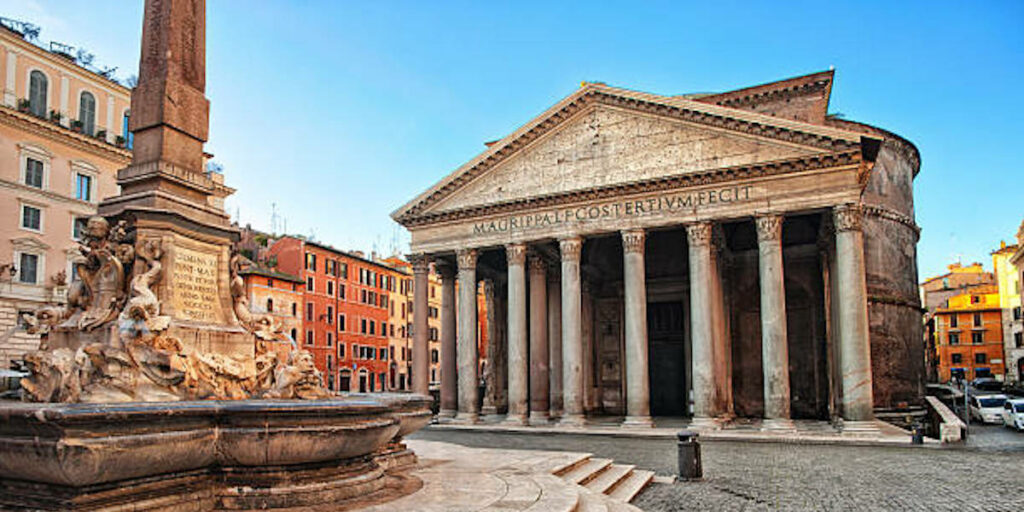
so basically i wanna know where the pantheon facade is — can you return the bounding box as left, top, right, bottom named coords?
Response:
left=394, top=71, right=923, bottom=430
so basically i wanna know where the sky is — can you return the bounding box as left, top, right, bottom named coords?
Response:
left=3, top=0, right=1022, bottom=280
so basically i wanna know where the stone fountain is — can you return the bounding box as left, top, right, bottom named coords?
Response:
left=0, top=1, right=430, bottom=510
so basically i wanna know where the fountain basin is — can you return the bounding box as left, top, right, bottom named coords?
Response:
left=0, top=393, right=431, bottom=510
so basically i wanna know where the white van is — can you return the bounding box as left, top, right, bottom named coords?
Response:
left=970, top=394, right=1007, bottom=424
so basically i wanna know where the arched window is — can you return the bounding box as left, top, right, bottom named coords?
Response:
left=266, top=298, right=273, bottom=312
left=122, top=110, right=133, bottom=149
left=79, top=92, right=96, bottom=136
left=29, top=71, right=47, bottom=117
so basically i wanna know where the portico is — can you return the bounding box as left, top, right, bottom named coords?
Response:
left=395, top=72, right=924, bottom=429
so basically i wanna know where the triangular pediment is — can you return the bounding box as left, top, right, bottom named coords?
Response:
left=394, top=82, right=871, bottom=223
left=430, top=106, right=826, bottom=214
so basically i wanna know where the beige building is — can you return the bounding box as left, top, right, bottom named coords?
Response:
left=395, top=71, right=924, bottom=429
left=0, top=22, right=132, bottom=366
left=1007, top=222, right=1024, bottom=382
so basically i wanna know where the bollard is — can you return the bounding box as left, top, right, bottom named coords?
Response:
left=911, top=424, right=924, bottom=445
left=677, top=430, right=702, bottom=480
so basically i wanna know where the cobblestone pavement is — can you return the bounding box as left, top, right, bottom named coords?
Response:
left=410, top=427, right=1024, bottom=512
left=965, top=423, right=1024, bottom=451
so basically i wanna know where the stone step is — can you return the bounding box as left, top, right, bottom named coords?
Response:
left=607, top=469, right=654, bottom=504
left=584, top=463, right=634, bottom=495
left=562, top=458, right=613, bottom=486
left=552, top=453, right=595, bottom=477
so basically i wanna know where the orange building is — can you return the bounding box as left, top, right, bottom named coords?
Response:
left=933, top=286, right=1005, bottom=382
left=238, top=266, right=304, bottom=359
left=270, top=237, right=396, bottom=393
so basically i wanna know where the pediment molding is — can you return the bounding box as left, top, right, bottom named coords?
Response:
left=11, top=236, right=51, bottom=252
left=402, top=149, right=863, bottom=228
left=394, top=84, right=875, bottom=225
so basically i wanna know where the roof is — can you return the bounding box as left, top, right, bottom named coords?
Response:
left=392, top=72, right=880, bottom=225
left=239, top=266, right=304, bottom=284
left=303, top=239, right=409, bottom=274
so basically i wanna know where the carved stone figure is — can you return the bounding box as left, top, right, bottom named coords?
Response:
left=20, top=223, right=330, bottom=403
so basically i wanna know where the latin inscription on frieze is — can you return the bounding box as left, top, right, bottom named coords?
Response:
left=472, top=185, right=753, bottom=235
left=171, top=246, right=224, bottom=323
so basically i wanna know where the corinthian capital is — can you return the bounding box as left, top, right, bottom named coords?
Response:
left=755, top=215, right=783, bottom=242
left=833, top=204, right=863, bottom=232
left=621, top=229, right=646, bottom=254
left=559, top=237, right=582, bottom=262
left=686, top=222, right=712, bottom=247
left=528, top=254, right=547, bottom=276
left=456, top=249, right=478, bottom=270
left=409, top=253, right=431, bottom=274
left=506, top=243, right=527, bottom=267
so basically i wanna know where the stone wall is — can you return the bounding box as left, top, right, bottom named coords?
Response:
left=0, top=300, right=41, bottom=368
left=861, top=139, right=925, bottom=409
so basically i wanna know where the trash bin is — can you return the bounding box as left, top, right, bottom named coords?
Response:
left=677, top=430, right=702, bottom=480
left=911, top=424, right=924, bottom=445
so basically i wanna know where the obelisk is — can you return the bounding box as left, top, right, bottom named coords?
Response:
left=99, top=0, right=249, bottom=360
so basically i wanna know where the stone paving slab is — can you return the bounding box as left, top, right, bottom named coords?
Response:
left=360, top=440, right=588, bottom=512
left=430, top=418, right=942, bottom=448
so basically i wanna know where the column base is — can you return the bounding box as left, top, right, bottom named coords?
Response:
left=760, top=418, right=796, bottom=432
left=528, top=411, right=550, bottom=426
left=480, top=405, right=498, bottom=416
left=840, top=419, right=882, bottom=437
left=503, top=413, right=529, bottom=426
left=453, top=412, right=480, bottom=425
left=437, top=409, right=457, bottom=421
left=622, top=416, right=653, bottom=429
left=688, top=416, right=723, bottom=431
left=557, top=414, right=586, bottom=428
left=548, top=408, right=563, bottom=420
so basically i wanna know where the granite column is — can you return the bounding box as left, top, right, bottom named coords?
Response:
left=622, top=229, right=652, bottom=427
left=438, top=261, right=457, bottom=419
left=455, top=249, right=479, bottom=423
left=834, top=204, right=875, bottom=423
left=559, top=237, right=585, bottom=426
left=411, top=254, right=431, bottom=395
left=505, top=244, right=529, bottom=425
left=528, top=255, right=550, bottom=424
left=756, top=215, right=793, bottom=429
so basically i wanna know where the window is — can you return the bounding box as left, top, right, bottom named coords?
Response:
left=1014, top=307, right=1022, bottom=321
left=950, top=315, right=959, bottom=328
left=306, top=277, right=314, bottom=292
left=327, top=354, right=333, bottom=370
left=339, top=314, right=346, bottom=331
left=973, top=313, right=982, bottom=327
left=305, top=253, right=317, bottom=271
left=353, top=344, right=360, bottom=358
left=431, top=349, right=439, bottom=363
left=429, top=327, right=438, bottom=341
left=122, top=110, right=133, bottom=149
left=24, top=158, right=43, bottom=188
left=79, top=92, right=96, bottom=136
left=73, top=217, right=88, bottom=240
left=21, top=204, right=41, bottom=231
left=361, top=319, right=367, bottom=334
left=290, top=328, right=297, bottom=341
left=327, top=281, right=334, bottom=296
left=948, top=333, right=960, bottom=345
left=306, top=303, right=313, bottom=321
left=951, top=353, right=962, bottom=364
left=971, top=295, right=981, bottom=304
left=266, top=298, right=274, bottom=312
left=267, top=278, right=273, bottom=287
left=326, top=332, right=333, bottom=347
left=18, top=253, right=39, bottom=284
left=380, top=322, right=386, bottom=337
left=339, top=343, right=346, bottom=359
left=327, top=305, right=333, bottom=323
left=975, top=353, right=986, bottom=364
left=339, top=284, right=346, bottom=299
left=74, top=173, right=93, bottom=202
left=369, top=321, right=376, bottom=335
left=291, top=303, right=297, bottom=316
left=1014, top=332, right=1022, bottom=348
left=306, top=330, right=313, bottom=345
left=29, top=70, right=47, bottom=117
left=972, top=332, right=983, bottom=344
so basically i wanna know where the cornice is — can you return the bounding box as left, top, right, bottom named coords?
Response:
left=0, top=106, right=132, bottom=164
left=862, top=204, right=921, bottom=238
left=709, top=79, right=830, bottom=109
left=394, top=85, right=869, bottom=224
left=0, top=177, right=101, bottom=213
left=1, top=32, right=131, bottom=96
left=401, top=149, right=861, bottom=228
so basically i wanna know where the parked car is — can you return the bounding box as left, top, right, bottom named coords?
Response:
left=971, top=378, right=1004, bottom=393
left=1003, top=399, right=1024, bottom=431
left=970, top=394, right=1008, bottom=424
